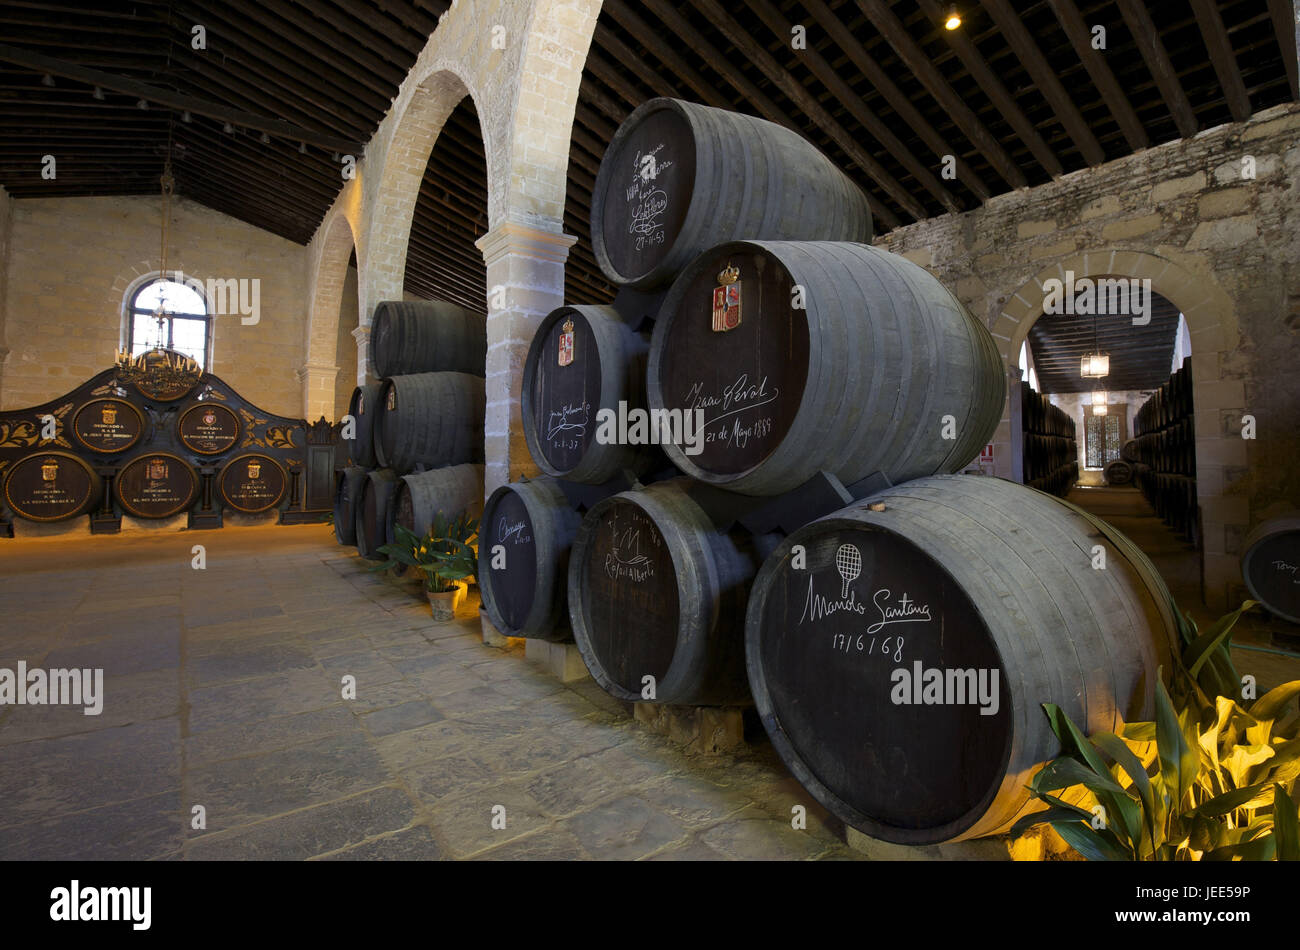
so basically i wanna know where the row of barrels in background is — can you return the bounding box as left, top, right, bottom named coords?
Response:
left=468, top=97, right=1190, bottom=846
left=1019, top=382, right=1078, bottom=498
left=334, top=299, right=489, bottom=561
left=1127, top=356, right=1198, bottom=543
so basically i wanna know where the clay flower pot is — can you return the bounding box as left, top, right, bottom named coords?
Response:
left=427, top=582, right=467, bottom=622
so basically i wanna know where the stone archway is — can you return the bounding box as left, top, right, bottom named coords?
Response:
left=301, top=209, right=357, bottom=420
left=995, top=249, right=1246, bottom=610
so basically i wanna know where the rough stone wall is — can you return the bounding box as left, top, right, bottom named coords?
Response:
left=877, top=102, right=1300, bottom=608
left=332, top=266, right=361, bottom=422
left=1, top=194, right=309, bottom=417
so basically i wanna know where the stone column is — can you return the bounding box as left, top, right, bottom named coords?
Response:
left=475, top=218, right=577, bottom=498
left=296, top=360, right=339, bottom=422
left=352, top=325, right=373, bottom=386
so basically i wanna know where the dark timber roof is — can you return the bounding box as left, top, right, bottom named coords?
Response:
left=0, top=1, right=1296, bottom=312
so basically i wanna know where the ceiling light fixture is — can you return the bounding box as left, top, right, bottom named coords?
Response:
left=944, top=6, right=962, bottom=30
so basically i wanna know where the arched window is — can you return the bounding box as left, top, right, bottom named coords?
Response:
left=128, top=277, right=211, bottom=369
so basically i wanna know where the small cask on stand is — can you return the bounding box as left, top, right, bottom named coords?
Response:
left=744, top=475, right=1180, bottom=844
left=647, top=240, right=1005, bottom=495
left=567, top=479, right=765, bottom=705
left=479, top=477, right=584, bottom=641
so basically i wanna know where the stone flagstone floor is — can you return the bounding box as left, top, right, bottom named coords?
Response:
left=0, top=525, right=877, bottom=861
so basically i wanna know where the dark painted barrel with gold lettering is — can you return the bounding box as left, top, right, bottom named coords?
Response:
left=744, top=475, right=1180, bottom=844
left=648, top=240, right=1005, bottom=496
left=3, top=451, right=101, bottom=522
left=590, top=98, right=873, bottom=290
left=479, top=477, right=583, bottom=641
left=567, top=479, right=766, bottom=705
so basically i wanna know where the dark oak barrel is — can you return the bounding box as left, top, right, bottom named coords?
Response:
left=389, top=463, right=485, bottom=545
left=354, top=468, right=399, bottom=561
left=1104, top=459, right=1134, bottom=485
left=521, top=305, right=654, bottom=484
left=590, top=98, right=873, bottom=290
left=374, top=372, right=485, bottom=474
left=1241, top=516, right=1300, bottom=624
left=647, top=240, right=1005, bottom=496
left=370, top=299, right=487, bottom=378
left=1121, top=439, right=1140, bottom=463
left=567, top=479, right=764, bottom=704
left=346, top=383, right=381, bottom=469
left=744, top=474, right=1179, bottom=845
left=479, top=477, right=584, bottom=641
left=3, top=451, right=101, bottom=522
left=333, top=466, right=368, bottom=545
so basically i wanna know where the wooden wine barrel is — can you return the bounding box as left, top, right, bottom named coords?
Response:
left=370, top=300, right=487, bottom=378
left=373, top=372, right=485, bottom=474
left=1241, top=516, right=1300, bottom=624
left=1104, top=459, right=1134, bottom=485
left=389, top=463, right=485, bottom=544
left=590, top=98, right=873, bottom=290
left=1121, top=439, right=1140, bottom=463
left=479, top=477, right=584, bottom=641
left=346, top=383, right=381, bottom=469
left=333, top=466, right=368, bottom=545
left=745, top=474, right=1180, bottom=845
left=354, top=468, right=399, bottom=561
left=521, top=305, right=655, bottom=484
left=647, top=241, right=1005, bottom=495
left=567, top=479, right=764, bottom=704
left=3, top=451, right=102, bottom=522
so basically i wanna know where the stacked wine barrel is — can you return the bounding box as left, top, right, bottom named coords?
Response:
left=1020, top=382, right=1078, bottom=498
left=1129, top=357, right=1197, bottom=544
left=333, top=299, right=487, bottom=560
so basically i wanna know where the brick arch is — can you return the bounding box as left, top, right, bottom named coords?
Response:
left=995, top=249, right=1246, bottom=609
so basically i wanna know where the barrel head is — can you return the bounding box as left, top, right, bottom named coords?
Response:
left=1243, top=528, right=1300, bottom=624
left=482, top=489, right=540, bottom=633
left=116, top=452, right=198, bottom=519
left=577, top=497, right=680, bottom=695
left=3, top=452, right=98, bottom=522
left=594, top=101, right=696, bottom=287
left=655, top=244, right=809, bottom=477
left=749, top=523, right=1010, bottom=843
left=528, top=309, right=601, bottom=476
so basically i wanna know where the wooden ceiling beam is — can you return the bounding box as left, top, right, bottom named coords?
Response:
left=853, top=0, right=1027, bottom=190
left=589, top=31, right=679, bottom=100
left=1046, top=0, right=1149, bottom=152
left=1189, top=0, right=1253, bottom=122
left=979, top=0, right=1106, bottom=166
left=804, top=0, right=994, bottom=198
left=1267, top=0, right=1299, bottom=100
left=285, top=0, right=422, bottom=60
left=1116, top=0, right=1199, bottom=138
left=746, top=0, right=961, bottom=214
left=0, top=42, right=361, bottom=152
left=601, top=1, right=734, bottom=110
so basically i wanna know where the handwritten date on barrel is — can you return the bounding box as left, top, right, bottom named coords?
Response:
left=829, top=633, right=905, bottom=662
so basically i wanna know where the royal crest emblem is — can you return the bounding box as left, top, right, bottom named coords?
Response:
left=147, top=458, right=169, bottom=482
left=558, top=318, right=575, bottom=367
left=41, top=460, right=59, bottom=483
left=712, top=264, right=742, bottom=333
left=101, top=405, right=118, bottom=425
left=203, top=409, right=217, bottom=427
left=247, top=460, right=261, bottom=479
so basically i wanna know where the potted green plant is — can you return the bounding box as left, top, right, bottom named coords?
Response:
left=372, top=511, right=478, bottom=622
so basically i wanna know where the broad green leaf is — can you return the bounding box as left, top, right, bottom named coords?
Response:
left=1094, top=731, right=1158, bottom=852
left=1009, top=807, right=1093, bottom=838
left=1250, top=681, right=1300, bottom=724
left=1185, top=782, right=1274, bottom=818
left=1031, top=756, right=1126, bottom=798
left=1275, top=785, right=1300, bottom=861
left=1123, top=721, right=1157, bottom=742
left=1049, top=819, right=1132, bottom=861
left=1205, top=834, right=1276, bottom=861
left=1155, top=675, right=1199, bottom=808
left=1183, top=600, right=1257, bottom=678
left=1222, top=744, right=1275, bottom=787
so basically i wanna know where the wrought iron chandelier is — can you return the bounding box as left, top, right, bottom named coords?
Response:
left=115, top=124, right=203, bottom=392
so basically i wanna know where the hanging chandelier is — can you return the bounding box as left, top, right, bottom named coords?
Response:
left=115, top=124, right=203, bottom=393
left=1092, top=390, right=1108, bottom=415
left=1079, top=307, right=1109, bottom=380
